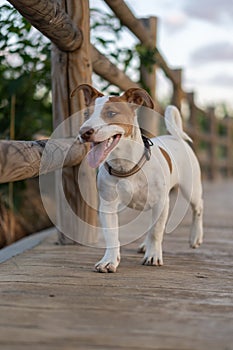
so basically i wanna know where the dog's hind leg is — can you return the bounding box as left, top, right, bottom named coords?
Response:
left=142, top=198, right=169, bottom=266
left=189, top=198, right=204, bottom=248
left=180, top=180, right=204, bottom=249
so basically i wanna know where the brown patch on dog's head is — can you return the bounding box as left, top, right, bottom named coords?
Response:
left=98, top=89, right=154, bottom=137
left=75, top=86, right=155, bottom=138
left=121, top=88, right=155, bottom=110
left=71, top=84, right=104, bottom=106
left=100, top=95, right=137, bottom=137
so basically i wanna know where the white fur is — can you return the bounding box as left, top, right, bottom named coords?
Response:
left=79, top=102, right=203, bottom=273
left=165, top=105, right=193, bottom=143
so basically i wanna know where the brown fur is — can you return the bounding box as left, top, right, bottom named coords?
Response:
left=158, top=147, right=172, bottom=173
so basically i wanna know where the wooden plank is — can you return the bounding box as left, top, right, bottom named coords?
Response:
left=7, top=0, right=82, bottom=51
left=51, top=0, right=98, bottom=245
left=0, top=181, right=232, bottom=349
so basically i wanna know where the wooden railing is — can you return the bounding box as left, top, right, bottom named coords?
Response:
left=103, top=1, right=233, bottom=179
left=5, top=0, right=232, bottom=180
left=186, top=93, right=233, bottom=179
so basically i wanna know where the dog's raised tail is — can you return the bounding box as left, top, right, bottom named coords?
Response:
left=164, top=105, right=192, bottom=143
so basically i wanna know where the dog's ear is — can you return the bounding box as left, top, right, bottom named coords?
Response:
left=122, top=88, right=155, bottom=110
left=71, top=84, right=104, bottom=106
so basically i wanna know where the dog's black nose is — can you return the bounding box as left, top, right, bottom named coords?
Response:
left=80, top=127, right=94, bottom=141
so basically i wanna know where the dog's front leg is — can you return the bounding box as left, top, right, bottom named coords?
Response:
left=95, top=205, right=120, bottom=273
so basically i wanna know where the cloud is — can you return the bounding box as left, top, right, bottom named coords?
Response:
left=164, top=11, right=188, bottom=32
left=183, top=0, right=233, bottom=23
left=190, top=41, right=233, bottom=64
left=208, top=74, right=233, bottom=87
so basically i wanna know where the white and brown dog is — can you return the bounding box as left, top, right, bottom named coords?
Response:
left=76, top=84, right=203, bottom=273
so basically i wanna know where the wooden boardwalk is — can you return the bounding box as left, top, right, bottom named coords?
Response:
left=0, top=181, right=232, bottom=350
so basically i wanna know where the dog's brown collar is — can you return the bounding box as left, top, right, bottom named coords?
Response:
left=104, top=136, right=153, bottom=178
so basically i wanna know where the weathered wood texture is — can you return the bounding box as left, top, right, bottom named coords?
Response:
left=0, top=139, right=86, bottom=183
left=0, top=181, right=232, bottom=350
left=51, top=0, right=97, bottom=244
left=138, top=17, right=158, bottom=137
left=139, top=17, right=157, bottom=97
left=171, top=68, right=183, bottom=110
left=7, top=0, right=82, bottom=51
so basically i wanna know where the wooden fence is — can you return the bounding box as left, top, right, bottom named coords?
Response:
left=187, top=93, right=233, bottom=179
left=1, top=0, right=233, bottom=243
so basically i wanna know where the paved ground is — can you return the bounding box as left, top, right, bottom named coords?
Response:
left=0, top=181, right=232, bottom=350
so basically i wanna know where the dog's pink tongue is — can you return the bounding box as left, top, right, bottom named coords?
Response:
left=87, top=141, right=108, bottom=168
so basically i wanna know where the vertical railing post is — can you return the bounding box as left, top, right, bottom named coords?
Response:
left=187, top=92, right=198, bottom=153
left=226, top=118, right=233, bottom=177
left=51, top=0, right=98, bottom=244
left=171, top=68, right=182, bottom=110
left=138, top=16, right=158, bottom=137
left=208, top=107, right=217, bottom=180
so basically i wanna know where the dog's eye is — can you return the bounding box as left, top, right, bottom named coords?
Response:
left=107, top=111, right=117, bottom=118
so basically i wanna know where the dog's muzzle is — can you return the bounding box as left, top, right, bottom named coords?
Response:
left=79, top=127, right=94, bottom=142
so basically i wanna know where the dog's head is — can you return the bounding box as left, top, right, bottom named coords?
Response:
left=74, top=84, right=154, bottom=168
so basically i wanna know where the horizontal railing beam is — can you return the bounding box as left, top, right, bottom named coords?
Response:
left=104, top=0, right=152, bottom=46
left=0, top=138, right=87, bottom=183
left=7, top=0, right=83, bottom=51
left=104, top=0, right=183, bottom=90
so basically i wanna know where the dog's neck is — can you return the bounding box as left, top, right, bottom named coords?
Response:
left=106, top=117, right=145, bottom=173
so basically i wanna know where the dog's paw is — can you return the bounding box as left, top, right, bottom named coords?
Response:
left=142, top=241, right=163, bottom=266
left=95, top=261, right=118, bottom=273
left=95, top=254, right=120, bottom=273
left=190, top=237, right=203, bottom=249
left=142, top=255, right=163, bottom=266
left=142, top=247, right=163, bottom=266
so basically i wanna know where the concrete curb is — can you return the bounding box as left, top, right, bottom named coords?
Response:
left=0, top=228, right=55, bottom=263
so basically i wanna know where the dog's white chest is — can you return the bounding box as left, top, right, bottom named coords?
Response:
left=116, top=173, right=164, bottom=211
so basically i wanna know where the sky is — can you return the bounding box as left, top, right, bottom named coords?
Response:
left=1, top=0, right=233, bottom=111
left=133, top=0, right=233, bottom=111
left=90, top=0, right=233, bottom=111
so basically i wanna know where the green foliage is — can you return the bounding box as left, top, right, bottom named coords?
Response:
left=135, top=44, right=158, bottom=73
left=90, top=10, right=159, bottom=95
left=90, top=8, right=139, bottom=94
left=196, top=111, right=209, bottom=132
left=0, top=4, right=52, bottom=140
